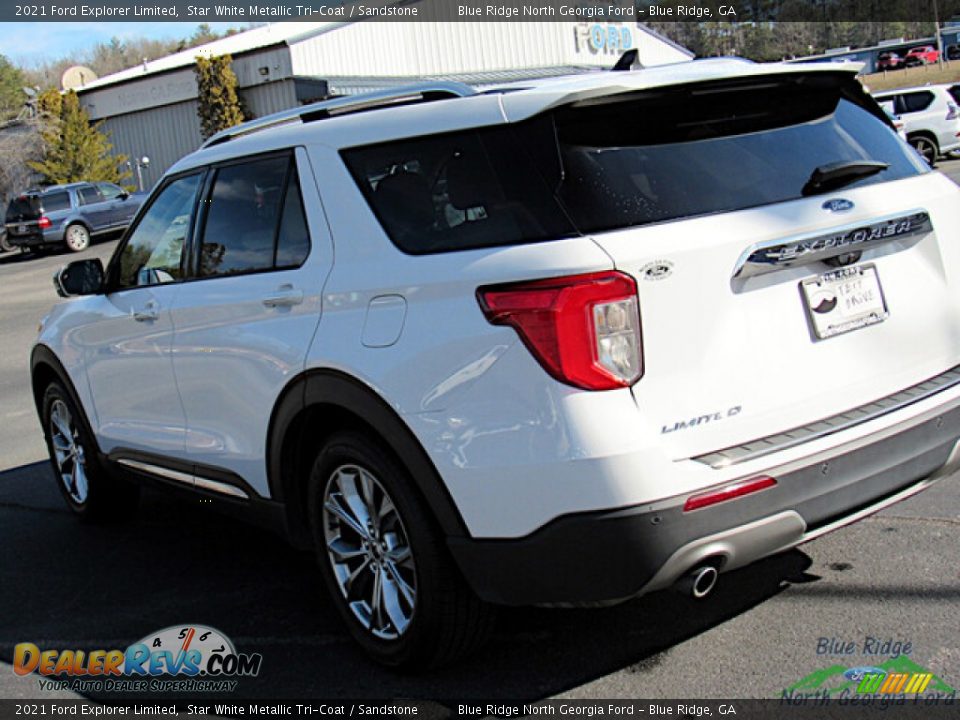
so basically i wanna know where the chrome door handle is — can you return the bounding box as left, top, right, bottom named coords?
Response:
left=132, top=301, right=159, bottom=322
left=262, top=285, right=304, bottom=308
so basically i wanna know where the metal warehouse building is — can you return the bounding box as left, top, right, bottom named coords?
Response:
left=74, top=21, right=692, bottom=188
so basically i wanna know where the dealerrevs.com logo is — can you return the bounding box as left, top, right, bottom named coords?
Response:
left=13, top=625, right=262, bottom=693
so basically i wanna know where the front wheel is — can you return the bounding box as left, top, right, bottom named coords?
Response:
left=42, top=382, right=139, bottom=521
left=910, top=136, right=938, bottom=166
left=308, top=432, right=494, bottom=669
left=64, top=224, right=90, bottom=252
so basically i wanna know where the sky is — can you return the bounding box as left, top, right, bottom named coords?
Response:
left=1, top=22, right=248, bottom=66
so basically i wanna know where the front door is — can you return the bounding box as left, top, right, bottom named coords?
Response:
left=79, top=172, right=204, bottom=456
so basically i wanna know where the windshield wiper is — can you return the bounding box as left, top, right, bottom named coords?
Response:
left=802, top=160, right=889, bottom=196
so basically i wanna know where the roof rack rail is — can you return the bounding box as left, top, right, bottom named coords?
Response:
left=202, top=81, right=477, bottom=148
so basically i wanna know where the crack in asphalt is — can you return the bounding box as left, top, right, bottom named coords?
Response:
left=865, top=514, right=960, bottom=526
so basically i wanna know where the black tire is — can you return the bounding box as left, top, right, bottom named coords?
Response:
left=41, top=381, right=139, bottom=522
left=307, top=431, right=494, bottom=669
left=64, top=223, right=91, bottom=252
left=909, top=135, right=939, bottom=167
left=0, top=231, right=12, bottom=253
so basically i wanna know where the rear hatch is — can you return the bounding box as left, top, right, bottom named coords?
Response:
left=543, top=72, right=960, bottom=459
left=5, top=194, right=42, bottom=236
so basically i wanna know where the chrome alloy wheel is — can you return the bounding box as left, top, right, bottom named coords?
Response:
left=49, top=399, right=89, bottom=504
left=322, top=464, right=417, bottom=640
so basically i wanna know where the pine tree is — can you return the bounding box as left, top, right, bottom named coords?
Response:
left=194, top=54, right=245, bottom=140
left=28, top=90, right=131, bottom=187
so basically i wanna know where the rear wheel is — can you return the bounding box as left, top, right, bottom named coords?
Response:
left=42, top=382, right=139, bottom=521
left=64, top=224, right=90, bottom=252
left=909, top=135, right=938, bottom=166
left=308, top=432, right=494, bottom=669
left=0, top=231, right=12, bottom=253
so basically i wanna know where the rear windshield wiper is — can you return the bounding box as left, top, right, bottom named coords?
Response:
left=802, top=160, right=889, bottom=196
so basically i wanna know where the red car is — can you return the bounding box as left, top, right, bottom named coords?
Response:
left=877, top=51, right=904, bottom=70
left=905, top=46, right=940, bottom=66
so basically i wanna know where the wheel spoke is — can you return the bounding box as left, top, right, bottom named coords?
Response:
left=343, top=558, right=371, bottom=599
left=335, top=468, right=373, bottom=531
left=324, top=495, right=369, bottom=540
left=328, top=537, right=366, bottom=563
left=380, top=570, right=411, bottom=635
left=370, top=564, right=384, bottom=632
left=385, top=560, right=416, bottom=609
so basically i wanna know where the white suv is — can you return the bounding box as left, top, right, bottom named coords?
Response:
left=31, top=58, right=960, bottom=668
left=874, top=84, right=960, bottom=164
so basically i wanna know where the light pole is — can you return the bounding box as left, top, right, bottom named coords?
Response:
left=128, top=156, right=150, bottom=192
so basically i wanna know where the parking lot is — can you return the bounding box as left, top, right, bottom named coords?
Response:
left=1, top=160, right=959, bottom=704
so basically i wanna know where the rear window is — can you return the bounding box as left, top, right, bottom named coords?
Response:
left=5, top=196, right=40, bottom=222
left=41, top=192, right=71, bottom=212
left=344, top=73, right=926, bottom=253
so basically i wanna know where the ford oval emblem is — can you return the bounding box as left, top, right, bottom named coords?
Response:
left=822, top=198, right=855, bottom=213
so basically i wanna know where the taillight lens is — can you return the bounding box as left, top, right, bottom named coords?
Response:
left=683, top=476, right=778, bottom=512
left=38, top=216, right=52, bottom=229
left=477, top=270, right=643, bottom=390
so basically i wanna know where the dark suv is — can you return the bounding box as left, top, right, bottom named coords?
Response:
left=4, top=182, right=145, bottom=253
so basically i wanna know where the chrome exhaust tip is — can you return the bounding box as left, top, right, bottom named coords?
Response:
left=675, top=565, right=719, bottom=599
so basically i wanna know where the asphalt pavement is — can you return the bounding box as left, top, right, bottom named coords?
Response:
left=1, top=162, right=959, bottom=704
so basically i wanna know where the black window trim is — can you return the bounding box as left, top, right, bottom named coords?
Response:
left=104, top=168, right=208, bottom=294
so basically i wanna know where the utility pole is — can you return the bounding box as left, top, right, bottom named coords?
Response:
left=934, top=0, right=944, bottom=69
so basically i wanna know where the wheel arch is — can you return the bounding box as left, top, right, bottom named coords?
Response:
left=268, top=369, right=469, bottom=548
left=30, top=344, right=100, bottom=453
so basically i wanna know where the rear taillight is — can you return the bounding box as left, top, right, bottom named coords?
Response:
left=38, top=216, right=52, bottom=229
left=477, top=270, right=643, bottom=390
left=683, top=476, right=778, bottom=512
left=947, top=102, right=959, bottom=121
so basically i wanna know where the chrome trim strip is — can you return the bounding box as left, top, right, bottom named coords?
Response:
left=117, top=458, right=194, bottom=486
left=732, top=209, right=931, bottom=280
left=694, top=364, right=960, bottom=468
left=116, top=458, right=249, bottom=500
left=194, top=476, right=250, bottom=500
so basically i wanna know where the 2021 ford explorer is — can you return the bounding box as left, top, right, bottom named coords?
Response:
left=31, top=58, right=960, bottom=667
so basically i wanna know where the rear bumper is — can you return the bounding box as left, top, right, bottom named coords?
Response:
left=5, top=228, right=62, bottom=247
left=449, top=397, right=960, bottom=606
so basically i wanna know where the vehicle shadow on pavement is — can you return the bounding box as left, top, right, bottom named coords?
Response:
left=0, top=460, right=815, bottom=703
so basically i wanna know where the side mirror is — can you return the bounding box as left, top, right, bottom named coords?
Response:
left=118, top=191, right=129, bottom=200
left=54, top=258, right=104, bottom=298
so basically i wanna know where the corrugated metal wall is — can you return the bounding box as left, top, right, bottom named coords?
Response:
left=99, top=79, right=299, bottom=188
left=100, top=101, right=201, bottom=190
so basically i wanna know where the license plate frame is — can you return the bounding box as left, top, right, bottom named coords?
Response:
left=17, top=225, right=25, bottom=234
left=800, top=264, right=889, bottom=340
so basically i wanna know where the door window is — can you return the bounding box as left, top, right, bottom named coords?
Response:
left=112, top=173, right=202, bottom=290
left=275, top=171, right=311, bottom=268
left=77, top=186, right=103, bottom=206
left=97, top=183, right=124, bottom=200
left=199, top=156, right=289, bottom=277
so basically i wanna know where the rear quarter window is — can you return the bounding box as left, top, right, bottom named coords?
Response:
left=41, top=192, right=71, bottom=213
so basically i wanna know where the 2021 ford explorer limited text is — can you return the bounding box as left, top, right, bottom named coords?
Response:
left=31, top=59, right=960, bottom=668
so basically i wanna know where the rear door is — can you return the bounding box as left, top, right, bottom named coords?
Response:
left=76, top=185, right=112, bottom=231
left=168, top=148, right=332, bottom=496
left=543, top=74, right=960, bottom=459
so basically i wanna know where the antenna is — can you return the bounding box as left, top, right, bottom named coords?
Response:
left=61, top=65, right=98, bottom=90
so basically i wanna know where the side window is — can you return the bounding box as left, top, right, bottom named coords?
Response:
left=275, top=170, right=310, bottom=268
left=901, top=91, right=934, bottom=113
left=97, top=183, right=124, bottom=200
left=41, top=192, right=71, bottom=212
left=114, top=173, right=202, bottom=290
left=199, top=156, right=289, bottom=277
left=77, top=186, right=103, bottom=206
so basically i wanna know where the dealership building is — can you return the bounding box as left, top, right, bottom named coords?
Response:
left=72, top=21, right=693, bottom=188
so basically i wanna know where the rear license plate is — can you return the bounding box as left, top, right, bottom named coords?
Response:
left=801, top=264, right=889, bottom=340
left=17, top=225, right=25, bottom=233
